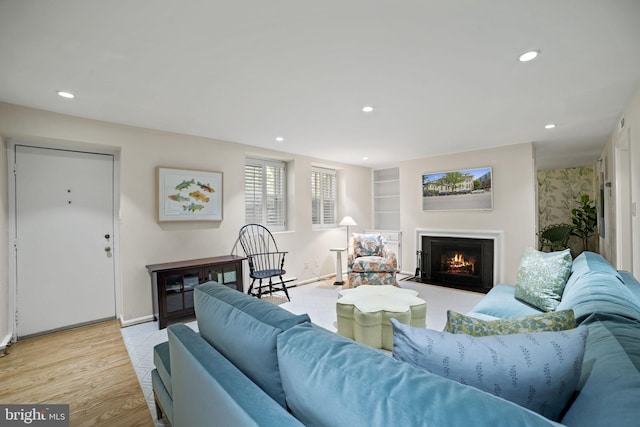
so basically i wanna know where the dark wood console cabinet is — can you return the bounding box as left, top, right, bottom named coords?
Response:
left=146, top=255, right=245, bottom=329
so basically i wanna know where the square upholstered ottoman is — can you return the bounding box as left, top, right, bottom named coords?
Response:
left=336, top=285, right=426, bottom=350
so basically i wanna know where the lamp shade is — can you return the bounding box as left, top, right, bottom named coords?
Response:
left=339, top=216, right=357, bottom=226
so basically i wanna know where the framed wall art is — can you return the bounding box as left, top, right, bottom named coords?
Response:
left=157, top=167, right=223, bottom=221
left=422, top=167, right=493, bottom=211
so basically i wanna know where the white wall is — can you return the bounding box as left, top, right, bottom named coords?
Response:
left=398, top=142, right=537, bottom=284
left=628, top=86, right=640, bottom=275
left=600, top=84, right=640, bottom=274
left=0, top=135, right=8, bottom=346
left=0, top=103, right=371, bottom=340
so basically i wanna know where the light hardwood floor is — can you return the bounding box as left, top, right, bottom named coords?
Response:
left=0, top=320, right=153, bottom=427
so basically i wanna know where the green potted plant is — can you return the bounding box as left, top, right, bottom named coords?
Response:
left=571, top=194, right=598, bottom=253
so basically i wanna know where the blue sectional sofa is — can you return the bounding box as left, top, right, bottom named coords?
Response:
left=152, top=251, right=640, bottom=426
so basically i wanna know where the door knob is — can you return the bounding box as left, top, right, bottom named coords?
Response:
left=105, top=246, right=112, bottom=253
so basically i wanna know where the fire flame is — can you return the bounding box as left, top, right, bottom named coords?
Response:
left=444, top=252, right=475, bottom=274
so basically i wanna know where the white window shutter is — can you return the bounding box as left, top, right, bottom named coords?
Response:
left=245, top=158, right=286, bottom=230
left=312, top=167, right=336, bottom=227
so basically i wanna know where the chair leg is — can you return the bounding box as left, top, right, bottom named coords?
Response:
left=257, top=278, right=263, bottom=299
left=268, top=277, right=274, bottom=297
left=279, top=276, right=291, bottom=301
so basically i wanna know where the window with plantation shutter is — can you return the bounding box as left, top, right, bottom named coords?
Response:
left=311, top=166, right=336, bottom=228
left=245, top=158, right=286, bottom=231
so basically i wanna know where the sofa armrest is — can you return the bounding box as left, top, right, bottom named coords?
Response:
left=168, top=324, right=303, bottom=427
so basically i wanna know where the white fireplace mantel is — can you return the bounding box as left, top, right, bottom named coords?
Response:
left=415, top=228, right=504, bottom=285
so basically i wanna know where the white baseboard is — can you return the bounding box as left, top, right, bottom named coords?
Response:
left=294, top=273, right=333, bottom=286
left=119, top=314, right=155, bottom=328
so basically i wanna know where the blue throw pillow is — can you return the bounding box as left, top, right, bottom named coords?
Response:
left=392, top=319, right=588, bottom=421
left=194, top=282, right=310, bottom=408
left=515, top=248, right=573, bottom=311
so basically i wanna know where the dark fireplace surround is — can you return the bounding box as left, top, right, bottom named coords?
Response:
left=419, top=235, right=494, bottom=293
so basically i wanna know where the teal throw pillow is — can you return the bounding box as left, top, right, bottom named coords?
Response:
left=392, top=319, right=588, bottom=421
left=515, top=248, right=573, bottom=311
left=444, top=309, right=576, bottom=336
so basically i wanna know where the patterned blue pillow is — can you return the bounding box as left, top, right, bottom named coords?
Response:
left=444, top=309, right=576, bottom=336
left=392, top=319, right=588, bottom=421
left=515, top=248, right=573, bottom=311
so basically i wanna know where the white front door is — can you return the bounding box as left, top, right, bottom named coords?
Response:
left=15, top=145, right=116, bottom=338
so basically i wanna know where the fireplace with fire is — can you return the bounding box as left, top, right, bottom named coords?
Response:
left=420, top=236, right=494, bottom=293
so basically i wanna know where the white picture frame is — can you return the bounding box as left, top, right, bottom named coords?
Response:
left=422, top=167, right=493, bottom=211
left=157, top=167, right=223, bottom=222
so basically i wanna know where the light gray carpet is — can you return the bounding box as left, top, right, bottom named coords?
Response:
left=121, top=277, right=485, bottom=425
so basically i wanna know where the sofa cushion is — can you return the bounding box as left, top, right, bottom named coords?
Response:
left=350, top=256, right=394, bottom=272
left=391, top=319, right=588, bottom=421
left=556, top=271, right=640, bottom=322
left=468, top=284, right=544, bottom=319
left=153, top=341, right=172, bottom=396
left=277, top=322, right=560, bottom=427
left=515, top=248, right=573, bottom=311
left=194, top=282, right=310, bottom=408
left=569, top=251, right=623, bottom=281
left=444, top=309, right=576, bottom=336
left=619, top=270, right=640, bottom=300
left=168, top=324, right=304, bottom=427
left=151, top=369, right=173, bottom=424
left=560, top=313, right=640, bottom=427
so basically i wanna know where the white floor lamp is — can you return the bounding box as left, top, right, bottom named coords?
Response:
left=336, top=216, right=358, bottom=286
left=339, top=216, right=357, bottom=251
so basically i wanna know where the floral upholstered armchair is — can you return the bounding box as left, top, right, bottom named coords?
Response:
left=347, top=233, right=398, bottom=287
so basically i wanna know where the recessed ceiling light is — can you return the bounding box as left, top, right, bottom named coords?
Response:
left=518, top=50, right=540, bottom=62
left=545, top=123, right=556, bottom=129
left=362, top=106, right=374, bottom=113
left=275, top=136, right=284, bottom=142
left=57, top=90, right=75, bottom=99
left=362, top=157, right=369, bottom=160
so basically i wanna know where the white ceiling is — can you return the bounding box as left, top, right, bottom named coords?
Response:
left=1, top=0, right=639, bottom=170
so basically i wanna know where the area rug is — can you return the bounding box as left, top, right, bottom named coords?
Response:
left=120, top=319, right=197, bottom=427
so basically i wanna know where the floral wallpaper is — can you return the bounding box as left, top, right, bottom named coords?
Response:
left=537, top=165, right=597, bottom=253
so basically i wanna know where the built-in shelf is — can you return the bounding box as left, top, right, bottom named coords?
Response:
left=371, top=168, right=402, bottom=268
left=373, top=168, right=400, bottom=230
